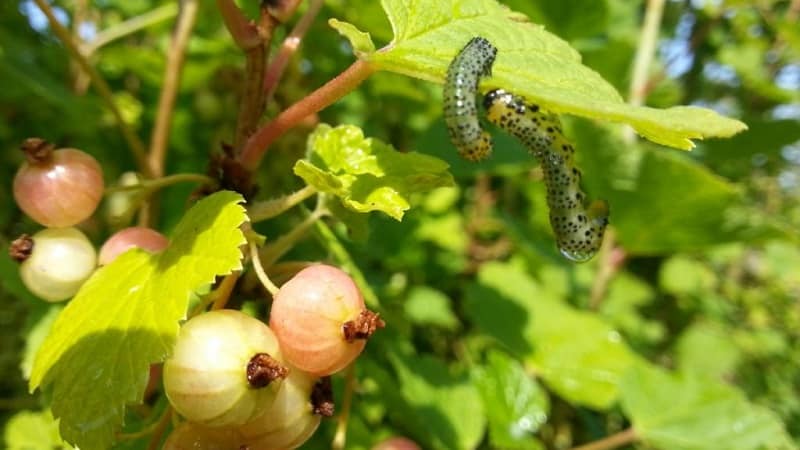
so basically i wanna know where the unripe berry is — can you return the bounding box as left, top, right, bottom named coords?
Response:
left=98, top=227, right=168, bottom=265
left=163, top=310, right=289, bottom=427
left=269, top=264, right=384, bottom=376
left=163, top=421, right=239, bottom=450
left=13, top=228, right=97, bottom=302
left=372, top=437, right=423, bottom=450
left=105, top=171, right=143, bottom=228
left=238, top=371, right=332, bottom=450
left=13, top=138, right=104, bottom=227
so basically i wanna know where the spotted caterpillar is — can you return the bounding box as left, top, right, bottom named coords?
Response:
left=443, top=37, right=497, bottom=162
left=483, top=89, right=609, bottom=262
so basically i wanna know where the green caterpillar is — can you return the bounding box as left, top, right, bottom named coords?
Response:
left=443, top=36, right=497, bottom=162
left=483, top=89, right=609, bottom=262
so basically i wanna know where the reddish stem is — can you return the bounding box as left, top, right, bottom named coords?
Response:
left=215, top=0, right=261, bottom=49
left=240, top=59, right=375, bottom=170
left=569, top=428, right=638, bottom=450
left=263, top=0, right=324, bottom=101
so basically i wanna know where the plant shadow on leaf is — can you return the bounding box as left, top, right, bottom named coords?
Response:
left=29, top=191, right=247, bottom=450
left=388, top=353, right=485, bottom=450
left=41, top=329, right=167, bottom=450
left=463, top=281, right=534, bottom=358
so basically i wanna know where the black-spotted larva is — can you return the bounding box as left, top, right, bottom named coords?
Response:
left=483, top=89, right=609, bottom=262
left=443, top=36, right=498, bottom=162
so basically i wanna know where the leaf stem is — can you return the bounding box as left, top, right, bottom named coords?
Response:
left=83, top=4, right=179, bottom=55
left=247, top=185, right=318, bottom=222
left=332, top=364, right=357, bottom=450
left=569, top=428, right=638, bottom=450
left=259, top=208, right=327, bottom=268
left=249, top=241, right=280, bottom=295
left=104, top=173, right=216, bottom=195
left=32, top=0, right=152, bottom=177
left=240, top=59, right=376, bottom=171
left=148, top=0, right=198, bottom=178
left=263, top=0, right=325, bottom=102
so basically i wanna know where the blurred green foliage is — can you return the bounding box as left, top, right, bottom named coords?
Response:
left=1, top=0, right=799, bottom=449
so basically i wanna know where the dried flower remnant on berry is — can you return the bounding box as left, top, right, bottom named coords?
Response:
left=9, top=234, right=34, bottom=262
left=343, top=310, right=385, bottom=342
left=247, top=353, right=289, bottom=388
left=311, top=377, right=335, bottom=417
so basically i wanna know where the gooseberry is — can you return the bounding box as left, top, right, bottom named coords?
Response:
left=163, top=421, right=239, bottom=450
left=13, top=138, right=104, bottom=227
left=12, top=227, right=97, bottom=302
left=98, top=226, right=169, bottom=265
left=163, top=310, right=289, bottom=427
left=238, top=371, right=332, bottom=449
left=269, top=264, right=384, bottom=376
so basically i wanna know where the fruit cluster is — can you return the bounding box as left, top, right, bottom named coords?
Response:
left=10, top=138, right=168, bottom=302
left=9, top=139, right=385, bottom=449
left=162, top=263, right=384, bottom=449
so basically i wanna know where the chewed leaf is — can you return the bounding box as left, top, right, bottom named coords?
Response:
left=332, top=0, right=746, bottom=150
left=28, top=191, right=247, bottom=450
left=294, top=124, right=454, bottom=220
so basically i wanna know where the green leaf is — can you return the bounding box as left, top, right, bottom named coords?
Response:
left=403, top=286, right=460, bottom=330
left=601, top=273, right=664, bottom=344
left=465, top=262, right=635, bottom=409
left=675, top=322, right=741, bottom=381
left=335, top=0, right=745, bottom=149
left=475, top=351, right=549, bottom=450
left=294, top=124, right=454, bottom=220
left=329, top=18, right=376, bottom=56
left=3, top=410, right=74, bottom=450
left=29, top=191, right=247, bottom=450
left=21, top=305, right=61, bottom=380
left=573, top=121, right=794, bottom=254
left=527, top=0, right=610, bottom=41
left=620, top=363, right=797, bottom=450
left=390, top=354, right=486, bottom=450
left=659, top=256, right=717, bottom=296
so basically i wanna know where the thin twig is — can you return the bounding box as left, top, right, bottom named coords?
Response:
left=148, top=0, right=199, bottom=177
left=83, top=4, right=178, bottom=55
left=628, top=0, right=666, bottom=108
left=145, top=406, right=173, bottom=450
left=569, top=428, right=637, bottom=450
left=211, top=272, right=241, bottom=311
left=241, top=59, right=375, bottom=170
left=32, top=0, right=152, bottom=177
left=623, top=0, right=666, bottom=142
left=263, top=0, right=324, bottom=102
left=789, top=0, right=800, bottom=22
left=332, top=364, right=357, bottom=450
left=588, top=229, right=625, bottom=310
